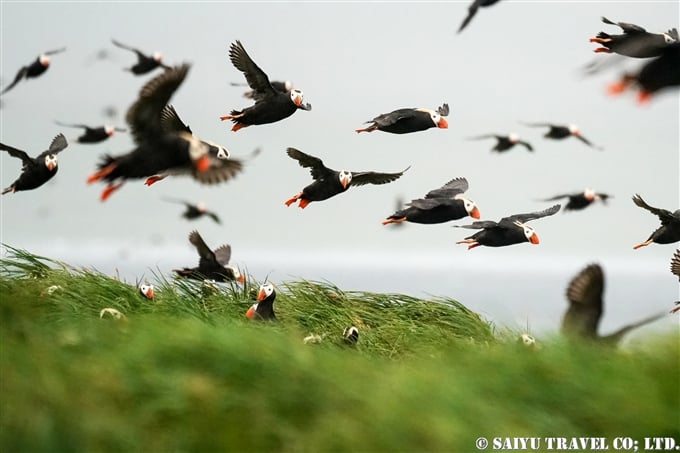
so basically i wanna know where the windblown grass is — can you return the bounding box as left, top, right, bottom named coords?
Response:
left=1, top=245, right=678, bottom=452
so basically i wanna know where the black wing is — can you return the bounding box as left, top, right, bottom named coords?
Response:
left=126, top=64, right=190, bottom=142
left=228, top=40, right=276, bottom=100
left=671, top=249, right=680, bottom=280
left=574, top=133, right=601, bottom=149
left=37, top=133, right=68, bottom=158
left=455, top=219, right=500, bottom=230
left=632, top=194, right=677, bottom=223
left=424, top=177, right=469, bottom=199
left=188, top=230, right=218, bottom=266
left=44, top=47, right=67, bottom=56
left=517, top=140, right=534, bottom=151
left=457, top=0, right=481, bottom=33
left=286, top=147, right=334, bottom=181
left=601, top=16, right=647, bottom=34
left=159, top=104, right=192, bottom=134
left=163, top=197, right=192, bottom=208
left=112, top=39, right=147, bottom=60
left=561, top=263, right=604, bottom=338
left=213, top=244, right=232, bottom=266
left=501, top=204, right=561, bottom=224
left=520, top=121, right=556, bottom=128
left=54, top=121, right=89, bottom=130
left=0, top=141, right=31, bottom=164
left=0, top=65, right=28, bottom=95
left=539, top=193, right=572, bottom=202
left=350, top=166, right=410, bottom=187
left=370, top=109, right=418, bottom=127
left=467, top=134, right=500, bottom=141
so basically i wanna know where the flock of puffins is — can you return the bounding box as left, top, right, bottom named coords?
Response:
left=1, top=5, right=679, bottom=346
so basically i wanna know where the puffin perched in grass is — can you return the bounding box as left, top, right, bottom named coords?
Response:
left=383, top=177, right=480, bottom=225
left=561, top=263, right=663, bottom=346
left=455, top=204, right=561, bottom=249
left=112, top=39, right=169, bottom=75
left=1, top=47, right=66, bottom=95
left=540, top=188, right=612, bottom=211
left=174, top=230, right=244, bottom=283
left=457, top=0, right=502, bottom=33
left=608, top=42, right=680, bottom=103
left=467, top=133, right=533, bottom=153
left=631, top=194, right=680, bottom=249
left=284, top=147, right=409, bottom=208
left=356, top=103, right=449, bottom=134
left=589, top=17, right=677, bottom=58
left=86, top=64, right=215, bottom=201
left=221, top=40, right=311, bottom=132
left=521, top=122, right=603, bottom=150
left=55, top=121, right=126, bottom=144
left=163, top=197, right=221, bottom=224
left=246, top=283, right=277, bottom=321
left=1, top=133, right=68, bottom=195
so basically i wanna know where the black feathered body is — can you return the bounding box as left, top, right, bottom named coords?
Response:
left=645, top=218, right=680, bottom=245
left=4, top=158, right=56, bottom=192
left=300, top=176, right=347, bottom=203
left=463, top=225, right=527, bottom=247
left=77, top=127, right=111, bottom=143
left=369, top=109, right=437, bottom=134
left=388, top=201, right=469, bottom=224
left=544, top=126, right=571, bottom=139
left=637, top=44, right=680, bottom=94
left=24, top=58, right=49, bottom=79
left=174, top=265, right=239, bottom=282
left=229, top=94, right=298, bottom=126
left=130, top=58, right=163, bottom=75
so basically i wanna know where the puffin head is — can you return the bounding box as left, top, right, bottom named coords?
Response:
left=139, top=283, right=154, bottom=300
left=508, top=132, right=520, bottom=143
left=455, top=194, right=480, bottom=219
left=425, top=109, right=448, bottom=129
left=204, top=140, right=230, bottom=159
left=342, top=326, right=359, bottom=345
left=39, top=54, right=51, bottom=67
left=44, top=154, right=58, bottom=172
left=338, top=170, right=352, bottom=190
left=662, top=33, right=676, bottom=44
left=196, top=201, right=207, bottom=213
left=226, top=265, right=245, bottom=284
left=153, top=52, right=163, bottom=63
left=187, top=135, right=211, bottom=173
left=584, top=187, right=596, bottom=201
left=104, top=125, right=116, bottom=137
left=258, top=282, right=275, bottom=301
left=515, top=221, right=539, bottom=245
left=568, top=124, right=580, bottom=136
left=290, top=89, right=312, bottom=110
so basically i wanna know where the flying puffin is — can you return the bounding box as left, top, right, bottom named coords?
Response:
left=607, top=42, right=680, bottom=103
left=467, top=133, right=533, bottom=152
left=284, top=147, right=409, bottom=208
left=173, top=230, right=245, bottom=283
left=111, top=39, right=169, bottom=75
left=540, top=188, right=612, bottom=211
left=1, top=133, right=68, bottom=195
left=1, top=47, right=66, bottom=95
left=631, top=194, right=680, bottom=249
left=457, top=0, right=502, bottom=33
left=54, top=121, right=126, bottom=144
left=220, top=40, right=311, bottom=132
left=230, top=80, right=294, bottom=99
left=142, top=104, right=242, bottom=187
left=86, top=64, right=214, bottom=201
left=561, top=263, right=663, bottom=346
left=521, top=122, right=603, bottom=150
left=246, top=283, right=277, bottom=321
left=455, top=204, right=561, bottom=249
left=163, top=197, right=221, bottom=224
left=355, top=103, right=449, bottom=134
left=383, top=177, right=480, bottom=225
left=589, top=17, right=678, bottom=58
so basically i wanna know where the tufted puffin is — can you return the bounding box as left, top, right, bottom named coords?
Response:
left=1, top=47, right=66, bottom=95
left=221, top=41, right=311, bottom=132
left=455, top=204, right=561, bottom=249
left=86, top=65, right=214, bottom=201
left=356, top=103, right=449, bottom=134
left=111, top=39, right=169, bottom=75
left=561, top=263, right=663, bottom=346
left=383, top=177, right=480, bottom=225
left=540, top=188, right=612, bottom=211
left=467, top=133, right=533, bottom=152
left=1, top=133, right=68, bottom=194
left=284, top=147, right=409, bottom=208
left=163, top=197, right=221, bottom=224
left=631, top=194, right=680, bottom=249
left=521, top=122, right=603, bottom=149
left=55, top=121, right=126, bottom=144
left=246, top=283, right=277, bottom=321
left=590, top=17, right=678, bottom=58
left=173, top=230, right=244, bottom=283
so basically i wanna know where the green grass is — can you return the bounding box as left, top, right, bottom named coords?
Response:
left=1, top=245, right=678, bottom=453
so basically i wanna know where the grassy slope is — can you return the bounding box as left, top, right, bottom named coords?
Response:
left=0, top=246, right=678, bottom=452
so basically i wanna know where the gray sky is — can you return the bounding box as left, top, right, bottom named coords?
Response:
left=1, top=1, right=678, bottom=334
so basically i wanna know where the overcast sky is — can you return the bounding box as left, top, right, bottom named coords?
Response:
left=1, top=1, right=678, bottom=334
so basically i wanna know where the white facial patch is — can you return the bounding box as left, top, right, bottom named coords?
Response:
left=153, top=52, right=163, bottom=62
left=44, top=154, right=58, bottom=170
left=568, top=124, right=579, bottom=134
left=508, top=133, right=520, bottom=143
left=260, top=282, right=274, bottom=298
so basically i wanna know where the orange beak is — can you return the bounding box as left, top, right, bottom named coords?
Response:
left=195, top=155, right=211, bottom=173
left=340, top=178, right=350, bottom=190
left=438, top=117, right=448, bottom=129
left=238, top=274, right=245, bottom=284
left=47, top=162, right=56, bottom=171
left=470, top=207, right=480, bottom=219
left=293, top=96, right=303, bottom=107
left=529, top=233, right=540, bottom=245
left=246, top=304, right=257, bottom=319
left=257, top=288, right=266, bottom=301
left=146, top=288, right=154, bottom=299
